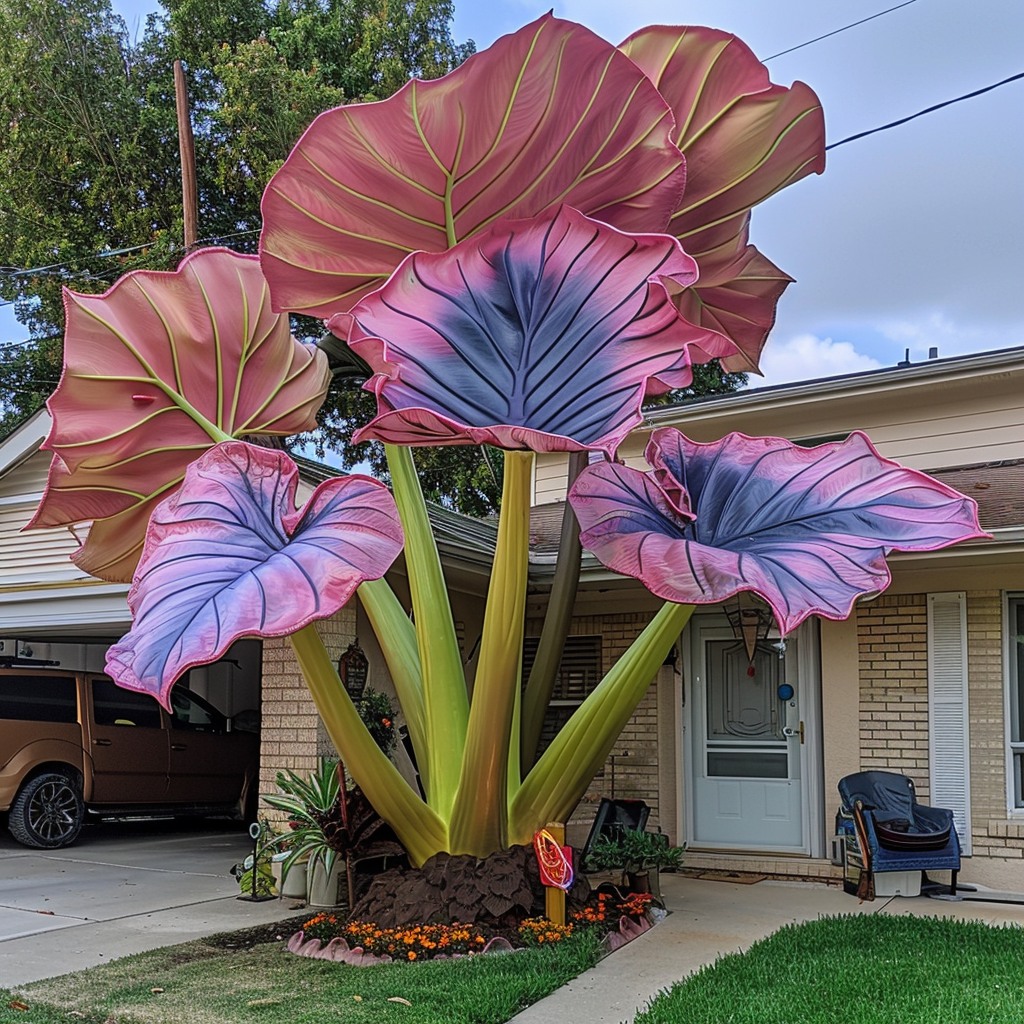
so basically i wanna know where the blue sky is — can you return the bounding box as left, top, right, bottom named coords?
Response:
left=4, top=0, right=1022, bottom=388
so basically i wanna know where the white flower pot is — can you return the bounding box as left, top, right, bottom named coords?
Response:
left=306, top=858, right=343, bottom=907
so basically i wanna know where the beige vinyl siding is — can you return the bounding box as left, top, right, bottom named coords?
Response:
left=0, top=451, right=92, bottom=586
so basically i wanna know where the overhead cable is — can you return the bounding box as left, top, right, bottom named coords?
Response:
left=763, top=0, right=918, bottom=62
left=827, top=70, right=1024, bottom=150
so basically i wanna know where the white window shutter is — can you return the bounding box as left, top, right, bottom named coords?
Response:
left=927, top=592, right=972, bottom=855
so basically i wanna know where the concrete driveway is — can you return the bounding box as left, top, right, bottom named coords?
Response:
left=0, top=818, right=299, bottom=987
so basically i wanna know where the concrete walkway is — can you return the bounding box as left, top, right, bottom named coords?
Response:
left=6, top=827, right=1024, bottom=1022
left=0, top=819, right=300, bottom=987
left=509, top=873, right=1024, bottom=1024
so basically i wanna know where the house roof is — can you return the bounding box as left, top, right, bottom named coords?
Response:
left=929, top=461, right=1024, bottom=530
left=291, top=452, right=498, bottom=566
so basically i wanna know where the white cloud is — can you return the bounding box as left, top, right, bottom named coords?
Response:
left=754, top=333, right=882, bottom=387
left=877, top=312, right=998, bottom=361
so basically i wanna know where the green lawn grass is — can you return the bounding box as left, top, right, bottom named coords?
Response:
left=0, top=928, right=603, bottom=1024
left=635, top=914, right=1024, bottom=1024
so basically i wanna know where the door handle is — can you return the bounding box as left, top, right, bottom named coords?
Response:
left=94, top=738, right=112, bottom=746
left=171, top=743, right=187, bottom=751
left=783, top=722, right=805, bottom=744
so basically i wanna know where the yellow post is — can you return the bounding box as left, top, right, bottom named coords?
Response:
left=544, top=821, right=567, bottom=926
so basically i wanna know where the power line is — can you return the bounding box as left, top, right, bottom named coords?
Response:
left=827, top=70, right=1024, bottom=150
left=763, top=0, right=917, bottom=62
left=0, top=228, right=259, bottom=281
left=0, top=5, right=1016, bottom=348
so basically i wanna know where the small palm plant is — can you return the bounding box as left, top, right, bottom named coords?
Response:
left=266, top=757, right=404, bottom=906
left=264, top=759, right=344, bottom=882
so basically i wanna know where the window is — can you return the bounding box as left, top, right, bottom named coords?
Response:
left=1008, top=595, right=1024, bottom=809
left=91, top=677, right=162, bottom=729
left=0, top=674, right=77, bottom=723
left=522, top=635, right=602, bottom=754
left=169, top=687, right=226, bottom=733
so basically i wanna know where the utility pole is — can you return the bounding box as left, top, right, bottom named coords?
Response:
left=174, top=60, right=199, bottom=250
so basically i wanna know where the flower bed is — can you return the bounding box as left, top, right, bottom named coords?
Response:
left=289, top=889, right=658, bottom=966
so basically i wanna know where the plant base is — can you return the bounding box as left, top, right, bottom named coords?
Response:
left=307, top=860, right=345, bottom=908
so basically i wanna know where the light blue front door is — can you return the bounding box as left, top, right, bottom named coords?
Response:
left=689, top=622, right=807, bottom=852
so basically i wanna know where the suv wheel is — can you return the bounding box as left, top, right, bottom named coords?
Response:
left=9, top=771, right=85, bottom=849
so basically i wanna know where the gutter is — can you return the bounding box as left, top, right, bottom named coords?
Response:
left=642, top=346, right=1024, bottom=429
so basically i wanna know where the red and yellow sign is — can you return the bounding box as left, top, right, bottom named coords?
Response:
left=533, top=828, right=574, bottom=891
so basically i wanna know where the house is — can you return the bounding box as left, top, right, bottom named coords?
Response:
left=5, top=343, right=1024, bottom=893
left=529, top=345, right=1024, bottom=890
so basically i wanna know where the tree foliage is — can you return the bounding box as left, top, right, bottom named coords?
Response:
left=0, top=0, right=742, bottom=514
left=0, top=0, right=472, bottom=431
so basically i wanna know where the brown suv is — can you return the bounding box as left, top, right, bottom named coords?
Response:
left=0, top=666, right=259, bottom=848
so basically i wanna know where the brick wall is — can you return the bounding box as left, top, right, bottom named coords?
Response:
left=259, top=605, right=357, bottom=818
left=857, top=594, right=930, bottom=792
left=526, top=609, right=660, bottom=836
left=856, top=590, right=1024, bottom=884
left=964, top=591, right=1019, bottom=868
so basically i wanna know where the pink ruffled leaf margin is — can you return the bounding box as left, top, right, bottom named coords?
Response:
left=105, top=442, right=403, bottom=708
left=28, top=248, right=331, bottom=583
left=259, top=14, right=686, bottom=317
left=569, top=429, right=987, bottom=634
left=620, top=26, right=826, bottom=373
left=338, top=206, right=732, bottom=456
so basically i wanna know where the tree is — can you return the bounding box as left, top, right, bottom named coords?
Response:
left=0, top=0, right=185, bottom=430
left=0, top=0, right=472, bottom=437
left=0, top=0, right=739, bottom=510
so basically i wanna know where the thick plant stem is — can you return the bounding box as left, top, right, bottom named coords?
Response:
left=508, top=602, right=694, bottom=845
left=520, top=450, right=587, bottom=770
left=448, top=451, right=533, bottom=855
left=385, top=444, right=468, bottom=817
left=356, top=578, right=427, bottom=780
left=290, top=624, right=447, bottom=866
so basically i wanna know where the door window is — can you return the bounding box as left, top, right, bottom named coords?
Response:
left=705, top=638, right=788, bottom=779
left=92, top=678, right=162, bottom=728
left=169, top=687, right=227, bottom=733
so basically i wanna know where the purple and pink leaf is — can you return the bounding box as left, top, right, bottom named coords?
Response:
left=337, top=206, right=730, bottom=456
left=105, top=442, right=403, bottom=707
left=569, top=429, right=987, bottom=633
left=259, top=14, right=686, bottom=317
left=28, top=248, right=330, bottom=582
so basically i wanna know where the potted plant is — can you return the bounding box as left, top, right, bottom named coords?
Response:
left=264, top=756, right=404, bottom=908
left=583, top=829, right=683, bottom=899
left=265, top=759, right=343, bottom=906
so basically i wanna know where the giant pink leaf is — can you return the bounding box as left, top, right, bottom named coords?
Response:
left=620, top=26, right=825, bottom=371
left=28, top=248, right=331, bottom=582
left=671, top=228, right=792, bottom=374
left=569, top=430, right=987, bottom=634
left=259, top=15, right=686, bottom=318
left=105, top=442, right=403, bottom=707
left=336, top=206, right=728, bottom=456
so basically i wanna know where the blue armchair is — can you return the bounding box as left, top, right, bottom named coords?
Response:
left=837, top=771, right=960, bottom=898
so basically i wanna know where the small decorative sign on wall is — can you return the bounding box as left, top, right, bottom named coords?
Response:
left=338, top=640, right=369, bottom=701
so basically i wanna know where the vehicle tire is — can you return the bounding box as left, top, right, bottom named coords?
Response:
left=9, top=771, right=85, bottom=849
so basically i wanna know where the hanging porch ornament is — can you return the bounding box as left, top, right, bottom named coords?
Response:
left=724, top=593, right=775, bottom=676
